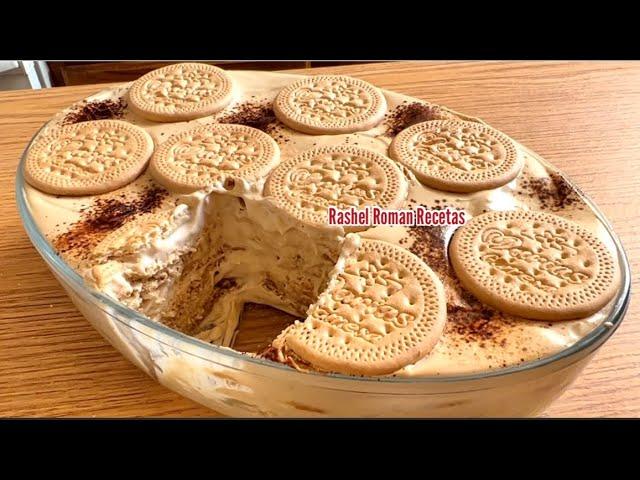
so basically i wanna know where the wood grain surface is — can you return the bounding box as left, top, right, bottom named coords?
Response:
left=0, top=61, right=638, bottom=417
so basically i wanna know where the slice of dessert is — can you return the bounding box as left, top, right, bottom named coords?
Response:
left=271, top=237, right=447, bottom=376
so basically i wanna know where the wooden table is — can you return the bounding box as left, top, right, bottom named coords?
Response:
left=1, top=61, right=638, bottom=417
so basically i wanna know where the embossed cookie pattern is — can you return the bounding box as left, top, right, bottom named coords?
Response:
left=273, top=75, right=387, bottom=134
left=128, top=63, right=234, bottom=122
left=264, top=145, right=407, bottom=231
left=150, top=123, right=280, bottom=192
left=449, top=210, right=619, bottom=320
left=283, top=238, right=447, bottom=375
left=390, top=120, right=523, bottom=192
left=24, top=120, right=154, bottom=195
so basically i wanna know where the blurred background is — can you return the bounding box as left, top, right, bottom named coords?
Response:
left=0, top=61, right=366, bottom=91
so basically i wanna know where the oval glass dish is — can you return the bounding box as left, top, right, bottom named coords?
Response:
left=16, top=76, right=631, bottom=417
left=16, top=145, right=631, bottom=417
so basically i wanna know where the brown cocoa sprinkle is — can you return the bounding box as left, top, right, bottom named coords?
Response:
left=406, top=224, right=450, bottom=277
left=518, top=172, right=584, bottom=211
left=62, top=98, right=127, bottom=125
left=383, top=101, right=450, bottom=137
left=217, top=100, right=283, bottom=137
left=445, top=302, right=513, bottom=347
left=53, top=186, right=168, bottom=255
left=405, top=220, right=517, bottom=347
left=446, top=305, right=503, bottom=342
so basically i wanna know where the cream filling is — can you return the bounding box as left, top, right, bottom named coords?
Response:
left=22, top=69, right=624, bottom=377
left=87, top=186, right=345, bottom=348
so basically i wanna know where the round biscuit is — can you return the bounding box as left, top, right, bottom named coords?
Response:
left=273, top=75, right=387, bottom=134
left=149, top=123, right=280, bottom=193
left=264, top=145, right=407, bottom=232
left=24, top=119, right=154, bottom=196
left=449, top=210, right=619, bottom=320
left=389, top=120, right=523, bottom=192
left=285, top=238, right=447, bottom=376
left=127, top=63, right=234, bottom=122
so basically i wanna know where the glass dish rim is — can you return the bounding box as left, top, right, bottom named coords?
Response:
left=15, top=122, right=632, bottom=386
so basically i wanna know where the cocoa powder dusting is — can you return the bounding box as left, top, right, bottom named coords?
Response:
left=518, top=172, right=583, bottom=211
left=384, top=101, right=449, bottom=137
left=217, top=100, right=284, bottom=138
left=405, top=222, right=513, bottom=347
left=62, top=98, right=127, bottom=125
left=405, top=224, right=450, bottom=278
left=53, top=186, right=168, bottom=256
left=446, top=305, right=511, bottom=344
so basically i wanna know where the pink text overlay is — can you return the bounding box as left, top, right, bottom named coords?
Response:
left=327, top=206, right=466, bottom=227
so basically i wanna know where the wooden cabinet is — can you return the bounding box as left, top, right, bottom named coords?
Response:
left=46, top=61, right=366, bottom=87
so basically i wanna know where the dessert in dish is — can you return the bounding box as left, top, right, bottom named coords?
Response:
left=272, top=238, right=447, bottom=376
left=22, top=63, right=621, bottom=380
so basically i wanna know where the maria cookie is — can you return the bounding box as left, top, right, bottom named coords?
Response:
left=149, top=123, right=280, bottom=193
left=264, top=145, right=407, bottom=231
left=449, top=210, right=619, bottom=320
left=280, top=238, right=447, bottom=376
left=24, top=119, right=154, bottom=196
left=389, top=120, right=523, bottom=193
left=273, top=75, right=387, bottom=135
left=127, top=63, right=234, bottom=122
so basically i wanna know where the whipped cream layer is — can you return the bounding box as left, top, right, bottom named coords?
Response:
left=22, top=69, right=622, bottom=377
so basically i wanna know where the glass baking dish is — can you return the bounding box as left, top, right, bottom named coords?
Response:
left=15, top=126, right=631, bottom=417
